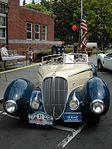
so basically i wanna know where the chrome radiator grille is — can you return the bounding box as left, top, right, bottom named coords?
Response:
left=43, top=77, right=68, bottom=119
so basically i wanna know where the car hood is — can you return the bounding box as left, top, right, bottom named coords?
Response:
left=37, top=63, right=90, bottom=79
left=36, top=63, right=92, bottom=119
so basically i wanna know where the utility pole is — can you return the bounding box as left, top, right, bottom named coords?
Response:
left=81, top=0, right=83, bottom=19
left=80, top=0, right=83, bottom=47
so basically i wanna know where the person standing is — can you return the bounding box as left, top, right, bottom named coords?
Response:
left=0, top=44, right=8, bottom=69
left=0, top=44, right=8, bottom=57
left=28, top=47, right=33, bottom=64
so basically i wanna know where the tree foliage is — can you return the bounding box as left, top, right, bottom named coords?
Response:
left=23, top=0, right=26, bottom=5
left=50, top=0, right=112, bottom=46
left=50, top=0, right=81, bottom=43
left=84, top=0, right=112, bottom=47
left=23, top=0, right=112, bottom=47
left=32, top=0, right=35, bottom=4
left=23, top=3, right=52, bottom=15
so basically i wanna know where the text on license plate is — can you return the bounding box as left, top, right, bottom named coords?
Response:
left=63, top=112, right=82, bottom=122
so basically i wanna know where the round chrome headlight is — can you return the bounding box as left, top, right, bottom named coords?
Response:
left=5, top=100, right=17, bottom=114
left=90, top=99, right=105, bottom=114
left=69, top=99, right=79, bottom=110
left=30, top=99, right=40, bottom=110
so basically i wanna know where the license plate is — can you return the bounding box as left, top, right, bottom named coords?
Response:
left=28, top=112, right=53, bottom=125
left=63, top=112, right=82, bottom=122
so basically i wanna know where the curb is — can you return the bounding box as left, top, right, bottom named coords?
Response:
left=0, top=63, right=41, bottom=75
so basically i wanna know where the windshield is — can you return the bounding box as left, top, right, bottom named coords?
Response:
left=42, top=53, right=88, bottom=64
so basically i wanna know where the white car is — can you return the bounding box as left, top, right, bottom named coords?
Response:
left=97, top=53, right=112, bottom=71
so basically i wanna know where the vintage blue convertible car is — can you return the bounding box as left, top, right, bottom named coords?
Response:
left=3, top=53, right=110, bottom=125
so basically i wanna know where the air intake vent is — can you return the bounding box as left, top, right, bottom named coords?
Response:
left=43, top=77, right=68, bottom=119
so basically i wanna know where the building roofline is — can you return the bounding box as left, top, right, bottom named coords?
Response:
left=20, top=7, right=52, bottom=17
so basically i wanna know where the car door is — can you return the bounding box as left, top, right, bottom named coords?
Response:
left=104, top=53, right=112, bottom=70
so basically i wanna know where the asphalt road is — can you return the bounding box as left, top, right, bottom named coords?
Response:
left=0, top=64, right=112, bottom=149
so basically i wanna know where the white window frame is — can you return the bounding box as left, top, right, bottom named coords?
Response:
left=42, top=25, right=47, bottom=41
left=35, top=24, right=40, bottom=40
left=27, top=22, right=32, bottom=40
left=0, top=13, right=6, bottom=39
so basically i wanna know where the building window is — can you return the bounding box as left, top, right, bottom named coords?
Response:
left=35, top=24, right=40, bottom=40
left=0, top=3, right=6, bottom=14
left=42, top=25, right=47, bottom=41
left=27, top=23, right=32, bottom=40
left=0, top=15, right=6, bottom=39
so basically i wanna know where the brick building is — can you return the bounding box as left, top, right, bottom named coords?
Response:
left=0, top=0, right=61, bottom=51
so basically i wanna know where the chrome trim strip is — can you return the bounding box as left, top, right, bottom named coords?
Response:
left=68, top=68, right=92, bottom=77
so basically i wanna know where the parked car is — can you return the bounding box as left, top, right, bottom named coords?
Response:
left=3, top=53, right=110, bottom=125
left=81, top=42, right=98, bottom=49
left=97, top=53, right=112, bottom=71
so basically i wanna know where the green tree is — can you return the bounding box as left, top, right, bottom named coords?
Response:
left=49, top=0, right=112, bottom=46
left=32, top=0, right=35, bottom=4
left=23, top=3, right=52, bottom=15
left=23, top=0, right=26, bottom=5
left=51, top=0, right=81, bottom=44
left=24, top=0, right=112, bottom=46
left=41, top=0, right=46, bottom=6
left=84, top=0, right=112, bottom=48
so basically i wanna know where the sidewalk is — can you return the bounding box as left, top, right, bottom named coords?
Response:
left=0, top=59, right=29, bottom=71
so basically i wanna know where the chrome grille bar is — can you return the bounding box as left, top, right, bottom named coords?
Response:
left=43, top=77, right=68, bottom=119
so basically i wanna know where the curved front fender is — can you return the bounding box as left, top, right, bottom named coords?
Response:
left=84, top=76, right=110, bottom=114
left=3, top=78, right=36, bottom=116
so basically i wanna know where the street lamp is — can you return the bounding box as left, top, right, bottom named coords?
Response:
left=5, top=5, right=9, bottom=49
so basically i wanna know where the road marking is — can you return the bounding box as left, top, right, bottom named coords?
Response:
left=0, top=110, right=86, bottom=148
left=0, top=110, right=19, bottom=119
left=57, top=124, right=86, bottom=148
left=53, top=125, right=76, bottom=132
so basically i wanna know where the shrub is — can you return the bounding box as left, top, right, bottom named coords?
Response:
left=34, top=50, right=51, bottom=62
